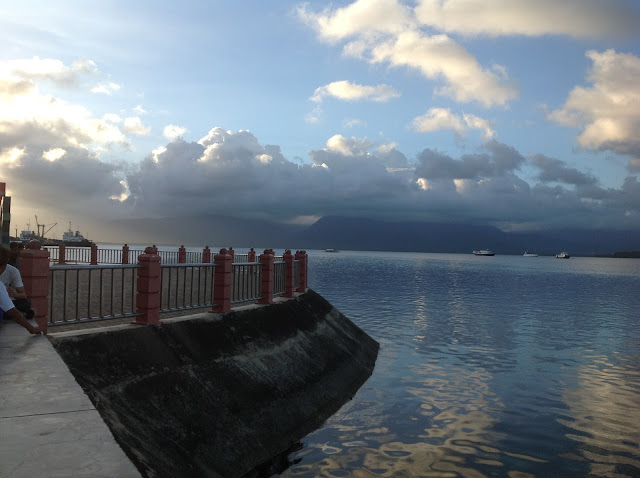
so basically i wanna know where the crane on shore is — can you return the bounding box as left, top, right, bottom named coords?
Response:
left=34, top=215, right=57, bottom=239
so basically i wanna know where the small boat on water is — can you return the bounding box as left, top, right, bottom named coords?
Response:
left=555, top=252, right=570, bottom=259
left=523, top=251, right=538, bottom=257
left=473, top=249, right=495, bottom=256
left=324, top=248, right=339, bottom=253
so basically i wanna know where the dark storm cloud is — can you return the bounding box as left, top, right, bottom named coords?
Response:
left=415, top=139, right=525, bottom=180
left=532, top=154, right=598, bottom=186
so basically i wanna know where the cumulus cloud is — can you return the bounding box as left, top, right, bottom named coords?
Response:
left=297, top=0, right=415, bottom=43
left=549, top=49, right=640, bottom=169
left=0, top=58, right=128, bottom=151
left=124, top=117, right=151, bottom=135
left=310, top=80, right=400, bottom=103
left=412, top=107, right=494, bottom=138
left=91, top=82, right=121, bottom=95
left=414, top=0, right=640, bottom=39
left=0, top=57, right=99, bottom=88
left=299, top=1, right=517, bottom=107
left=163, top=124, right=187, bottom=140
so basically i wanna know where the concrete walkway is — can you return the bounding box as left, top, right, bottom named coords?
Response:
left=0, top=319, right=141, bottom=478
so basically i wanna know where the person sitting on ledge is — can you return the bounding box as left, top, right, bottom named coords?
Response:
left=0, top=280, right=42, bottom=335
left=0, top=248, right=35, bottom=320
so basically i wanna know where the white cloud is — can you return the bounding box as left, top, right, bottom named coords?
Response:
left=134, top=105, right=147, bottom=115
left=311, top=80, right=400, bottom=103
left=103, top=113, right=122, bottom=123
left=326, top=134, right=375, bottom=156
left=414, top=0, right=640, bottom=39
left=0, top=57, right=98, bottom=87
left=91, top=82, right=121, bottom=95
left=124, top=117, right=151, bottom=136
left=368, top=31, right=516, bottom=106
left=549, top=49, right=640, bottom=164
left=300, top=3, right=517, bottom=107
left=42, top=148, right=66, bottom=162
left=412, top=108, right=494, bottom=138
left=297, top=0, right=415, bottom=43
left=163, top=124, right=187, bottom=140
left=343, top=118, right=367, bottom=128
left=0, top=58, right=128, bottom=150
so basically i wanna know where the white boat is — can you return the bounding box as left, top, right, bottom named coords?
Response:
left=523, top=251, right=538, bottom=257
left=62, top=223, right=94, bottom=246
left=473, top=249, right=495, bottom=256
left=324, top=248, right=339, bottom=253
left=555, top=252, right=570, bottom=259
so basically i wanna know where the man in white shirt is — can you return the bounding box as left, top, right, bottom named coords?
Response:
left=0, top=247, right=34, bottom=319
left=0, top=277, right=42, bottom=334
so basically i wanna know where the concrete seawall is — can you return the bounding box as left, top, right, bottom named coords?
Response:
left=49, top=289, right=379, bottom=477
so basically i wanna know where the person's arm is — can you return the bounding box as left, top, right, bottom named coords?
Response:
left=7, top=285, right=27, bottom=300
left=0, top=286, right=41, bottom=335
left=5, top=307, right=42, bottom=335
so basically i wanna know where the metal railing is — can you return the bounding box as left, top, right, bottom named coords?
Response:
left=160, top=263, right=217, bottom=313
left=273, top=260, right=286, bottom=297
left=45, top=248, right=305, bottom=326
left=232, top=262, right=262, bottom=304
left=49, top=264, right=140, bottom=325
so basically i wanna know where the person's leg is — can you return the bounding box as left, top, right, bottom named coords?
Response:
left=12, top=298, right=34, bottom=318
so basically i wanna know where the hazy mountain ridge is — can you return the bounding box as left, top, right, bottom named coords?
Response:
left=107, top=215, right=640, bottom=255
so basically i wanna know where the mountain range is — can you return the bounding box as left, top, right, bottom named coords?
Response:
left=107, top=215, right=640, bottom=256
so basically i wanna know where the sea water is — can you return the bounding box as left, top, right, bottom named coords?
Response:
left=276, top=251, right=640, bottom=477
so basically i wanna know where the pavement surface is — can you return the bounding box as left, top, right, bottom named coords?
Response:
left=0, top=319, right=141, bottom=478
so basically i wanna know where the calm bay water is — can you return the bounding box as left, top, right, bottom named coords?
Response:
left=279, top=250, right=640, bottom=477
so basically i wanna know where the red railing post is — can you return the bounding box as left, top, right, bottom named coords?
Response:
left=295, top=250, right=308, bottom=292
left=178, top=245, right=186, bottom=263
left=228, top=247, right=235, bottom=263
left=211, top=248, right=232, bottom=313
left=202, top=246, right=211, bottom=263
left=282, top=249, right=295, bottom=298
left=58, top=244, right=66, bottom=265
left=247, top=247, right=256, bottom=263
left=90, top=243, right=98, bottom=265
left=19, top=240, right=50, bottom=334
left=135, top=246, right=161, bottom=325
left=258, top=249, right=274, bottom=304
left=122, top=244, right=129, bottom=264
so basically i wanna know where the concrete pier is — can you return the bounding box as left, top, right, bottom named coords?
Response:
left=0, top=320, right=141, bottom=477
left=2, top=290, right=378, bottom=477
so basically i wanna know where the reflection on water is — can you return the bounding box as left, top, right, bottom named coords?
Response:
left=273, top=252, right=640, bottom=477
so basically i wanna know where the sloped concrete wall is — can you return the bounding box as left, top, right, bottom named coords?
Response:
left=50, top=290, right=379, bottom=478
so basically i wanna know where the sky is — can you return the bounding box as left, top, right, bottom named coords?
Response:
left=1, top=0, right=640, bottom=243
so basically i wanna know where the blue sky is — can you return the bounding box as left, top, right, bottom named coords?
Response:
left=1, top=0, right=640, bottom=242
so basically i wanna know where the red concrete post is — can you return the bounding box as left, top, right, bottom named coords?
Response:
left=58, top=244, right=66, bottom=265
left=178, top=245, right=186, bottom=263
left=90, top=243, right=98, bottom=265
left=295, top=250, right=308, bottom=292
left=135, top=246, right=161, bottom=325
left=247, top=247, right=256, bottom=263
left=282, top=249, right=295, bottom=298
left=122, top=244, right=129, bottom=264
left=258, top=249, right=275, bottom=304
left=202, top=246, right=211, bottom=263
left=19, top=240, right=50, bottom=333
left=211, top=248, right=232, bottom=313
